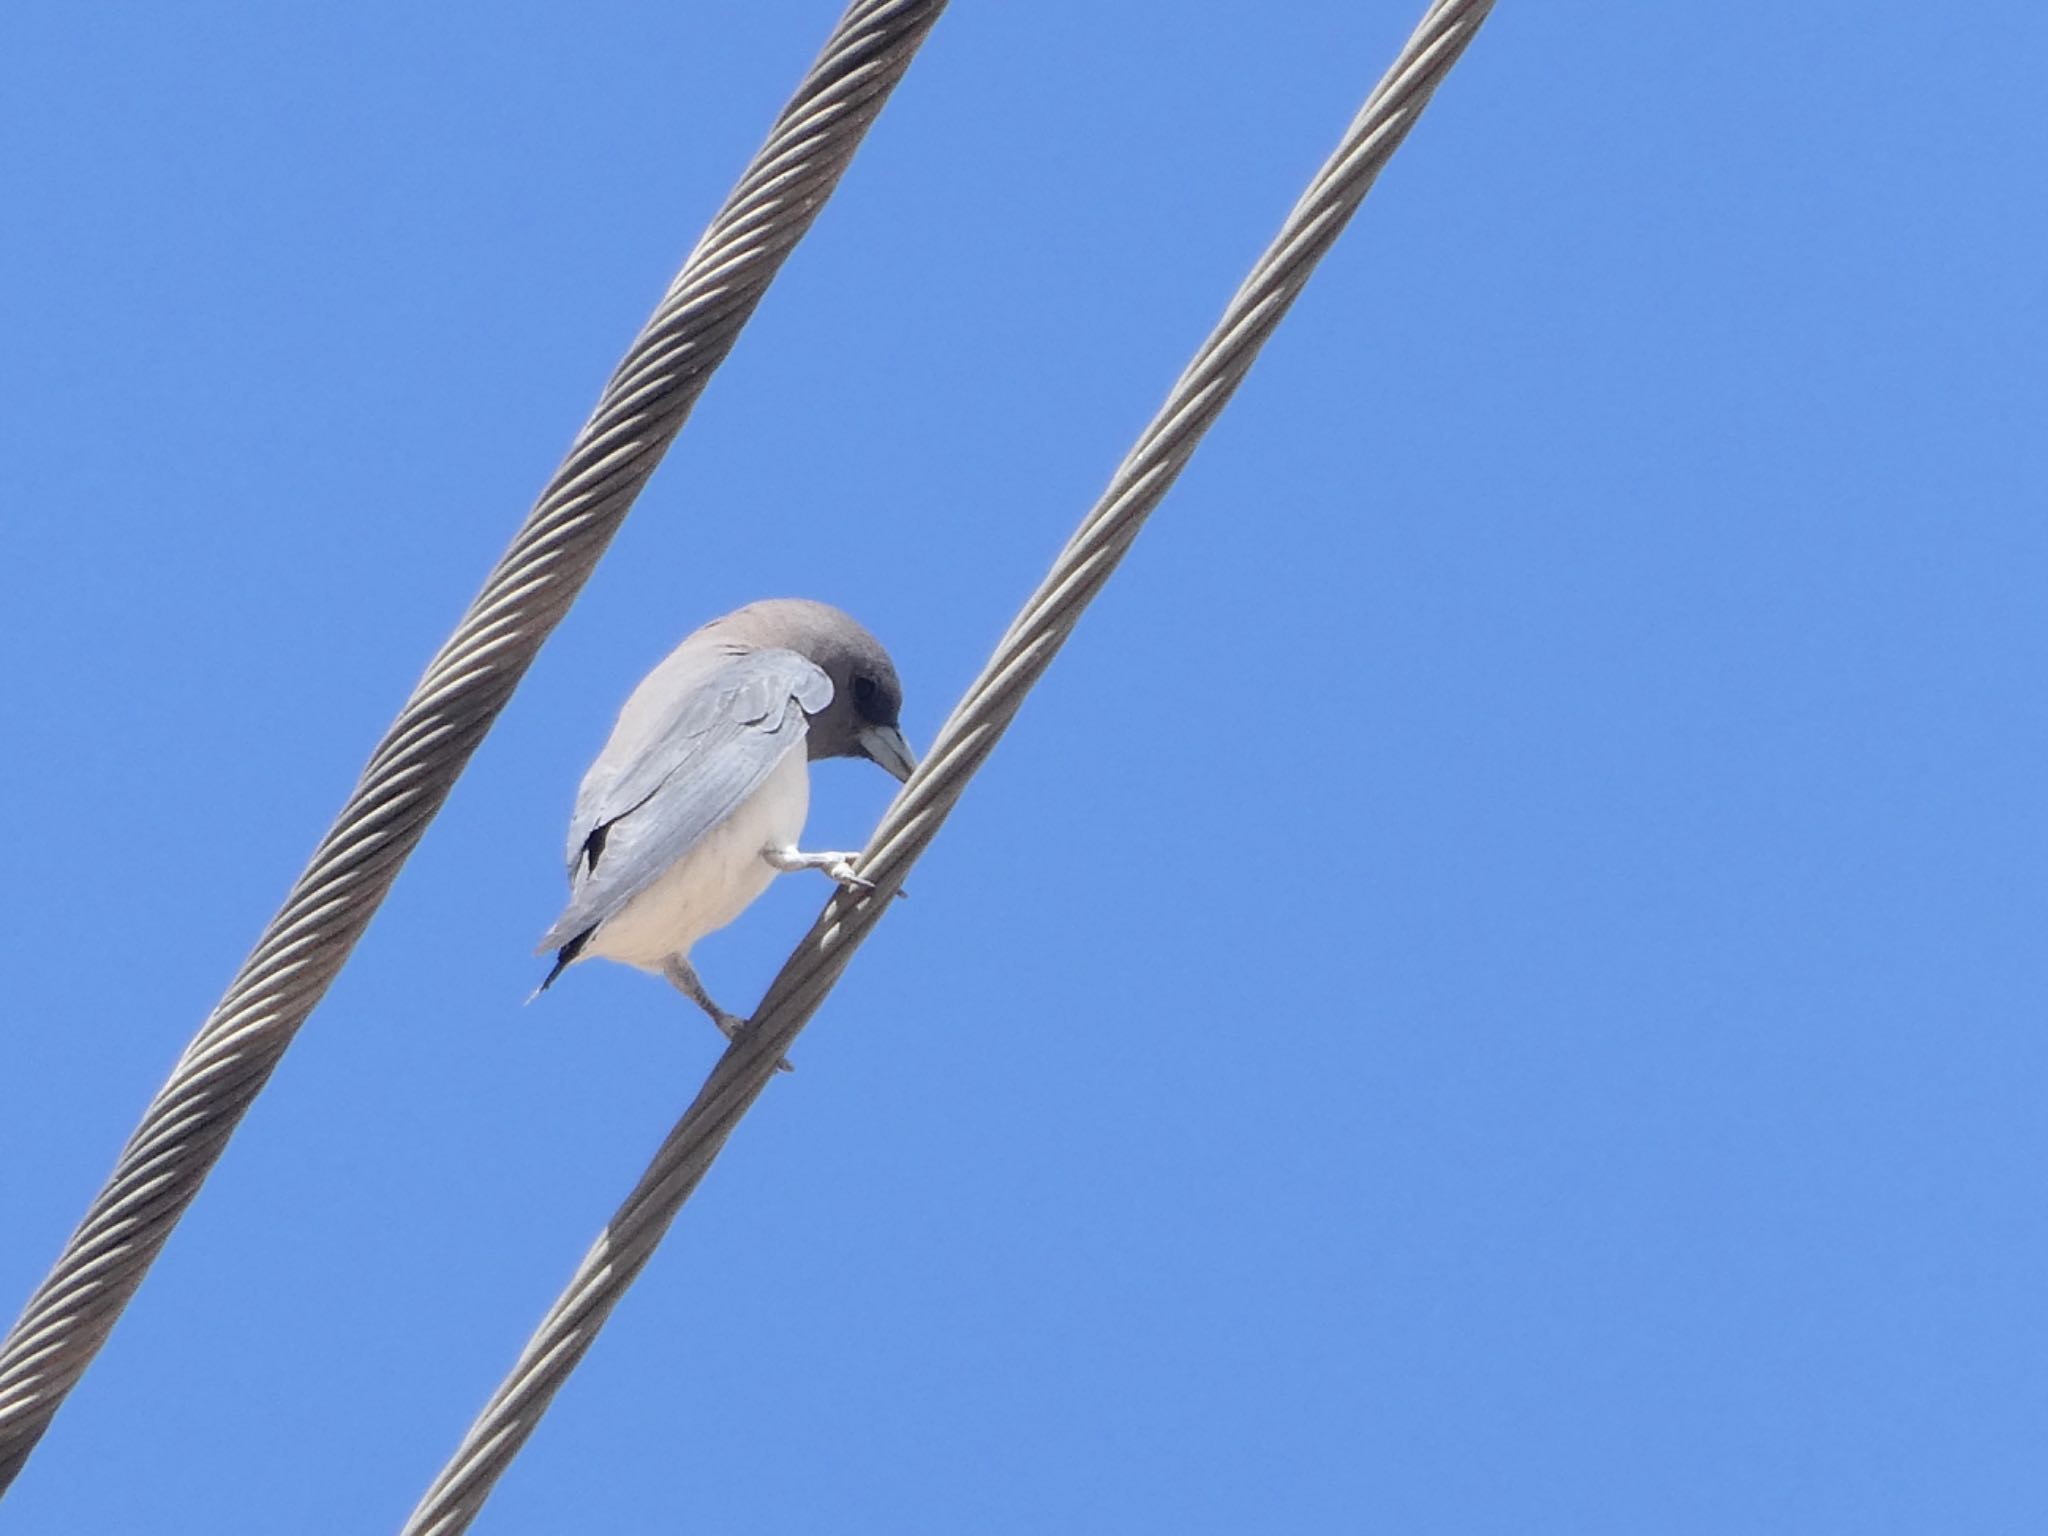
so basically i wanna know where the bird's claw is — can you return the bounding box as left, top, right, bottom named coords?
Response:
left=717, top=1013, right=794, bottom=1074
left=828, top=860, right=910, bottom=900
left=826, top=858, right=876, bottom=893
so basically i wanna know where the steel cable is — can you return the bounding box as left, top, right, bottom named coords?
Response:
left=400, top=3, right=1496, bottom=1530
left=0, top=0, right=948, bottom=1494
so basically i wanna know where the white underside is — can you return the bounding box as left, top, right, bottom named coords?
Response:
left=583, top=748, right=810, bottom=972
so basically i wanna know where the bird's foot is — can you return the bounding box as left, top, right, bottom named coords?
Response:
left=823, top=856, right=875, bottom=892
left=711, top=1010, right=794, bottom=1075
left=764, top=846, right=875, bottom=892
left=825, top=856, right=910, bottom=901
left=729, top=1016, right=796, bottom=1075
left=664, top=955, right=792, bottom=1072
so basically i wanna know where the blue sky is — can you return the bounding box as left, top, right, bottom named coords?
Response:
left=4, top=2, right=2046, bottom=1531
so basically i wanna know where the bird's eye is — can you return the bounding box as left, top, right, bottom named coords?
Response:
left=853, top=675, right=878, bottom=706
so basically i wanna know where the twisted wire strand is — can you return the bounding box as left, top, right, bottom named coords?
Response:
left=0, top=0, right=948, bottom=1494
left=401, top=3, right=1495, bottom=1529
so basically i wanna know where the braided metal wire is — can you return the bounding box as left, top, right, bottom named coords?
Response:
left=401, top=3, right=1496, bottom=1530
left=0, top=0, right=948, bottom=1496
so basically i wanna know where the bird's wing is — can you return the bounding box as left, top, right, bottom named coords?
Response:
left=538, top=646, right=833, bottom=952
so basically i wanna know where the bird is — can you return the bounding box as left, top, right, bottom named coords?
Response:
left=534, top=598, right=915, bottom=1054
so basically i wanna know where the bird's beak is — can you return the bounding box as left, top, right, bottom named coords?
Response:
left=857, top=723, right=917, bottom=783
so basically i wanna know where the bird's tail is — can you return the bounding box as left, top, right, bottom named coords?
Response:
left=526, top=929, right=592, bottom=1003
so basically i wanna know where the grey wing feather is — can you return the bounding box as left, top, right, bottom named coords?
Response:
left=539, top=647, right=832, bottom=952
left=559, top=678, right=719, bottom=874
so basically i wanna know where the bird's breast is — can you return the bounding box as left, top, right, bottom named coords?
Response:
left=584, top=748, right=811, bottom=971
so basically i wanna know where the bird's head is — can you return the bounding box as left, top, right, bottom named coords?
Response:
left=710, top=598, right=916, bottom=781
